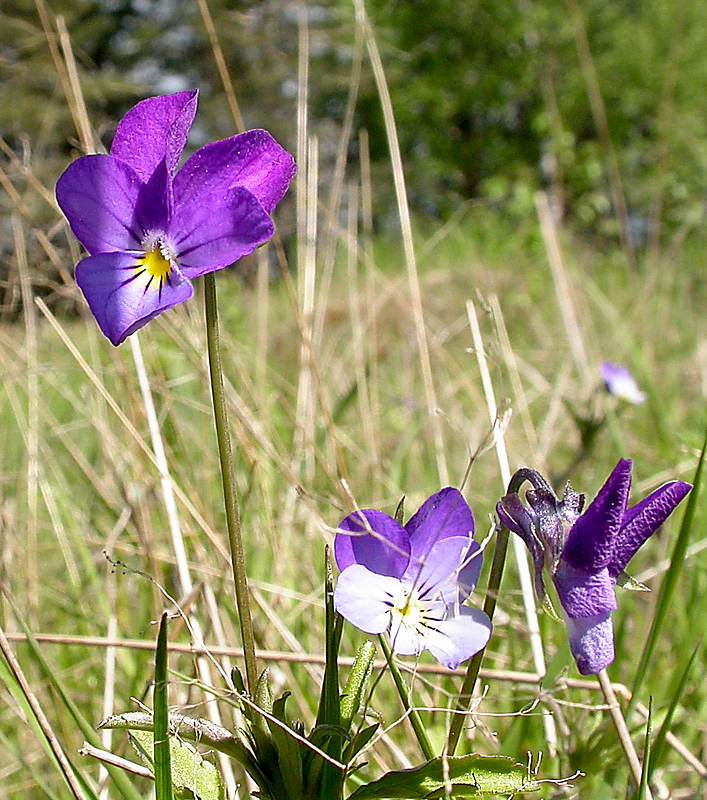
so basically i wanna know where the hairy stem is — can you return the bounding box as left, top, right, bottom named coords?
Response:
left=204, top=274, right=258, bottom=695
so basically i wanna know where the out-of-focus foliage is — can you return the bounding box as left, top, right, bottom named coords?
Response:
left=350, top=0, right=707, bottom=242
left=2, top=0, right=706, bottom=247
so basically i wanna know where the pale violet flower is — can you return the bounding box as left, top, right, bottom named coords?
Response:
left=333, top=488, right=492, bottom=670
left=601, top=362, right=646, bottom=404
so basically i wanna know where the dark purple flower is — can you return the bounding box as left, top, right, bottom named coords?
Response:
left=333, top=488, right=492, bottom=670
left=497, top=461, right=691, bottom=675
left=56, top=90, right=295, bottom=345
left=601, top=362, right=646, bottom=404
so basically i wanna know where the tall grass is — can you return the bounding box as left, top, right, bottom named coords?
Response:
left=0, top=3, right=704, bottom=798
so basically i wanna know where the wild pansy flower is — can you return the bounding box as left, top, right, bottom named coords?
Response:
left=601, top=362, right=646, bottom=405
left=333, top=488, right=492, bottom=670
left=497, top=460, right=691, bottom=674
left=56, top=90, right=295, bottom=345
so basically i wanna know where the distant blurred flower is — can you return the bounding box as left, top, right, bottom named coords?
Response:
left=601, top=362, right=646, bottom=404
left=56, top=90, right=295, bottom=345
left=333, top=488, right=492, bottom=670
left=497, top=461, right=691, bottom=674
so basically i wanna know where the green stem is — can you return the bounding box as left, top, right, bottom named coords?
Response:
left=378, top=635, right=435, bottom=761
left=445, top=524, right=510, bottom=754
left=204, top=274, right=258, bottom=695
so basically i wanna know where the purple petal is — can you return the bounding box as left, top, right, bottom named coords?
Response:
left=608, top=480, right=692, bottom=578
left=424, top=607, right=493, bottom=670
left=134, top=160, right=172, bottom=234
left=405, top=488, right=475, bottom=563
left=553, top=562, right=617, bottom=618
left=403, top=536, right=470, bottom=605
left=173, top=129, right=296, bottom=215
left=388, top=616, right=426, bottom=657
left=111, top=90, right=198, bottom=181
left=334, top=510, right=410, bottom=578
left=457, top=541, right=482, bottom=601
left=564, top=611, right=615, bottom=675
left=56, top=155, right=143, bottom=255
left=563, top=459, right=633, bottom=571
left=497, top=494, right=546, bottom=603
left=75, top=251, right=193, bottom=346
left=333, top=565, right=401, bottom=634
left=170, top=187, right=274, bottom=278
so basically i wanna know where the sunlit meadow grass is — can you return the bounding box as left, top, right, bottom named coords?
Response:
left=0, top=8, right=705, bottom=800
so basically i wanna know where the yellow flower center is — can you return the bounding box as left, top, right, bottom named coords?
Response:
left=137, top=247, right=172, bottom=289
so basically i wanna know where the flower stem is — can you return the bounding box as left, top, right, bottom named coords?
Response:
left=203, top=273, right=258, bottom=695
left=378, top=635, right=435, bottom=761
left=445, top=524, right=510, bottom=754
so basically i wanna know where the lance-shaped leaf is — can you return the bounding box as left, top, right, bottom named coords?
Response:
left=347, top=754, right=539, bottom=799
left=130, top=730, right=225, bottom=800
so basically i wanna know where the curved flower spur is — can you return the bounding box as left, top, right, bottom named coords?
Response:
left=333, top=488, right=492, bottom=670
left=497, top=460, right=691, bottom=675
left=56, top=90, right=295, bottom=345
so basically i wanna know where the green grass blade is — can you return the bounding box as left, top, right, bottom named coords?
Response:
left=6, top=606, right=143, bottom=800
left=637, top=698, right=653, bottom=800
left=631, top=430, right=706, bottom=704
left=154, top=612, right=173, bottom=800
left=648, top=643, right=700, bottom=781
left=315, top=546, right=341, bottom=730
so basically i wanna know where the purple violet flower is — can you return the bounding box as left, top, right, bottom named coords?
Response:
left=497, top=461, right=691, bottom=674
left=55, top=90, right=295, bottom=345
left=601, top=362, right=646, bottom=404
left=333, top=488, right=492, bottom=670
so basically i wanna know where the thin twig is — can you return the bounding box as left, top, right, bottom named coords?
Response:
left=597, top=669, right=650, bottom=795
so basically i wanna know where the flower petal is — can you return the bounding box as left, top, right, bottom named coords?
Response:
left=497, top=493, right=546, bottom=603
left=111, top=90, right=199, bottom=181
left=75, top=251, right=193, bottom=346
left=457, top=540, right=482, bottom=601
left=333, top=565, right=402, bottom=634
left=553, top=562, right=616, bottom=618
left=173, top=129, right=296, bottom=215
left=402, top=536, right=470, bottom=605
left=334, top=510, right=410, bottom=578
left=56, top=155, right=144, bottom=255
left=563, top=459, right=633, bottom=571
left=564, top=611, right=615, bottom=675
left=405, top=488, right=475, bottom=563
left=134, top=159, right=172, bottom=235
left=170, top=187, right=274, bottom=278
left=424, top=607, right=493, bottom=670
left=608, top=480, right=692, bottom=578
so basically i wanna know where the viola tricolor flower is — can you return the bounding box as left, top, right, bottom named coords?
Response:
left=56, top=90, right=295, bottom=345
left=601, top=362, right=646, bottom=405
left=333, top=488, right=492, bottom=670
left=497, top=461, right=691, bottom=674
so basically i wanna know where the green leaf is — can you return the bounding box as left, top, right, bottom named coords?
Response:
left=631, top=430, right=706, bottom=703
left=154, top=613, right=174, bottom=800
left=346, top=754, right=538, bottom=799
left=616, top=572, right=650, bottom=592
left=343, top=723, right=379, bottom=762
left=130, top=731, right=225, bottom=800
left=266, top=693, right=304, bottom=800
left=340, top=640, right=376, bottom=734
left=394, top=496, right=406, bottom=524
left=637, top=698, right=653, bottom=800
left=99, top=711, right=260, bottom=777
